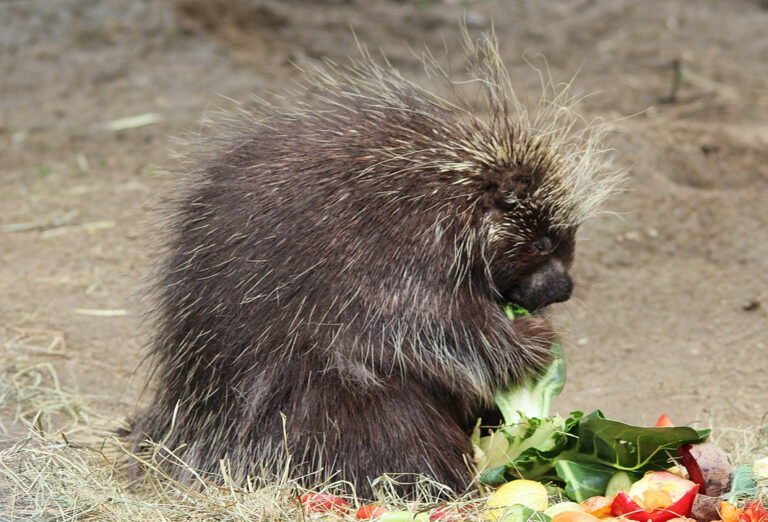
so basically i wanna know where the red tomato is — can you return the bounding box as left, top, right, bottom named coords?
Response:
left=300, top=493, right=350, bottom=515
left=356, top=504, right=390, bottom=520
left=654, top=414, right=675, bottom=427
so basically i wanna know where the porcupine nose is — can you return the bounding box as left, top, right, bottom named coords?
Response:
left=508, top=259, right=573, bottom=311
left=550, top=272, right=573, bottom=304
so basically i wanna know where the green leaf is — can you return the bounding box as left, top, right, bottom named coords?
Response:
left=494, top=302, right=566, bottom=425
left=479, top=414, right=579, bottom=485
left=554, top=460, right=616, bottom=502
left=572, top=410, right=709, bottom=471
left=501, top=416, right=571, bottom=457
left=478, top=429, right=512, bottom=471
left=503, top=302, right=533, bottom=319
left=480, top=464, right=510, bottom=486
left=725, top=464, right=757, bottom=503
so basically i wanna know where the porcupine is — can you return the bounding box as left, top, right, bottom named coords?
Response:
left=128, top=35, right=621, bottom=497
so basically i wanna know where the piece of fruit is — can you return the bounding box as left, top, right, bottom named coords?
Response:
left=639, top=490, right=674, bottom=510
left=300, top=493, right=350, bottom=515
left=720, top=501, right=743, bottom=522
left=488, top=480, right=549, bottom=511
left=611, top=471, right=699, bottom=522
left=581, top=496, right=614, bottom=517
left=357, top=504, right=391, bottom=519
left=678, top=443, right=734, bottom=497
left=545, top=503, right=584, bottom=518
left=655, top=415, right=675, bottom=427
left=483, top=479, right=549, bottom=522
left=551, top=511, right=604, bottom=522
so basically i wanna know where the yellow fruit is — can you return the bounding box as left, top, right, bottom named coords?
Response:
left=485, top=479, right=549, bottom=521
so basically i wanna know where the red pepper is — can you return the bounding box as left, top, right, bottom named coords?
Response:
left=739, top=501, right=768, bottom=522
left=610, top=472, right=699, bottom=522
left=611, top=488, right=698, bottom=522
left=299, top=493, right=350, bottom=515
left=429, top=506, right=464, bottom=521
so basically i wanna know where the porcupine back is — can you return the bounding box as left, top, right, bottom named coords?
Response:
left=130, top=35, right=621, bottom=493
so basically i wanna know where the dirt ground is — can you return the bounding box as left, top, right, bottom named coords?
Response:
left=1, top=0, right=767, bottom=446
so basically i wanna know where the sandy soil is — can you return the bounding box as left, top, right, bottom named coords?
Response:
left=1, top=0, right=766, bottom=446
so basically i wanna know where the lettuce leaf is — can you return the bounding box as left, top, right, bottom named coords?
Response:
left=493, top=303, right=566, bottom=425
left=554, top=461, right=617, bottom=502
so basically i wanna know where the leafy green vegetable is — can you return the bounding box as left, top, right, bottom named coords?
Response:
left=480, top=410, right=708, bottom=488
left=725, top=464, right=757, bottom=503
left=554, top=461, right=616, bottom=502
left=494, top=303, right=567, bottom=425
left=572, top=410, right=710, bottom=471
left=481, top=415, right=580, bottom=482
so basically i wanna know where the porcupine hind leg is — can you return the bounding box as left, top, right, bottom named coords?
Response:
left=279, top=374, right=473, bottom=498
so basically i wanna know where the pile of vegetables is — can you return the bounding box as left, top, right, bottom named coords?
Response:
left=473, top=305, right=766, bottom=522
left=297, top=304, right=766, bottom=521
left=480, top=459, right=766, bottom=522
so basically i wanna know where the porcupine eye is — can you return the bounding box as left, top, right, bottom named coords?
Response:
left=480, top=167, right=536, bottom=212
left=531, top=237, right=554, bottom=256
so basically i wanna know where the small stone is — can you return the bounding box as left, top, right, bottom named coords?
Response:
left=742, top=300, right=760, bottom=312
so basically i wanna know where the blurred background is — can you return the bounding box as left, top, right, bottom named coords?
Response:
left=1, top=0, right=767, bottom=443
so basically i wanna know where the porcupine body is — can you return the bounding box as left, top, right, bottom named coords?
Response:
left=128, top=36, right=620, bottom=496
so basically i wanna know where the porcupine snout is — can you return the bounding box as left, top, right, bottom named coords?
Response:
left=508, top=258, right=573, bottom=311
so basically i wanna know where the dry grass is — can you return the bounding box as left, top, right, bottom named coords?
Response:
left=0, top=431, right=481, bottom=520
left=0, top=353, right=472, bottom=520
left=0, top=343, right=765, bottom=521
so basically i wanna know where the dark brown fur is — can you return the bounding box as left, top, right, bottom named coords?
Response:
left=128, top=38, right=618, bottom=497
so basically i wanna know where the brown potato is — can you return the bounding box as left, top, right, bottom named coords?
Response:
left=678, top=443, right=734, bottom=497
left=689, top=494, right=722, bottom=522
